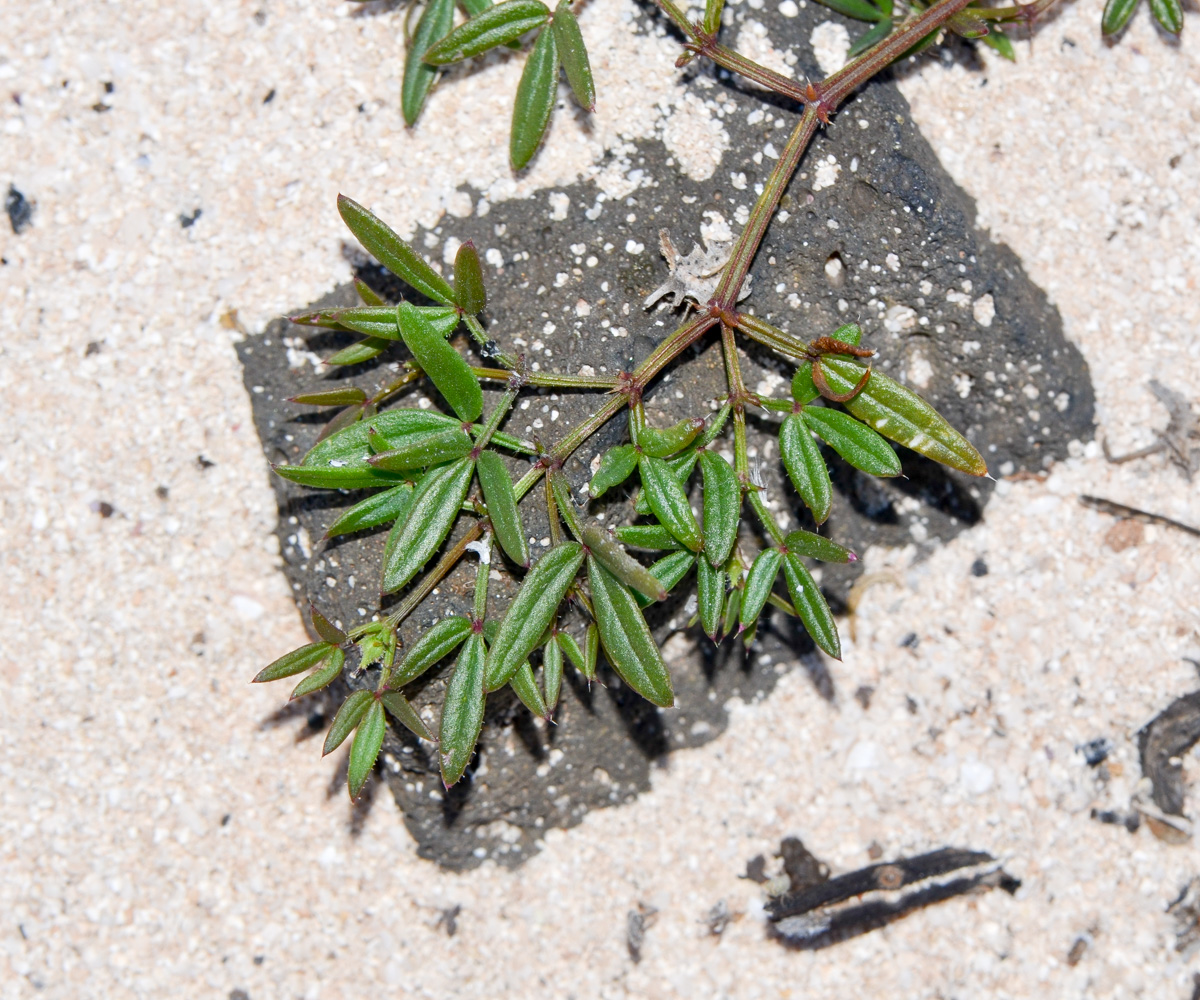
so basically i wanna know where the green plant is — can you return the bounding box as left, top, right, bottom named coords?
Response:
left=254, top=0, right=1161, bottom=799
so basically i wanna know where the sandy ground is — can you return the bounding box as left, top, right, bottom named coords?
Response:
left=2, top=0, right=1199, bottom=997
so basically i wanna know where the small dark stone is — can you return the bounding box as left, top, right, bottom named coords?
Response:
left=1077, top=737, right=1113, bottom=767
left=180, top=208, right=202, bottom=229
left=85, top=340, right=103, bottom=356
left=905, top=695, right=919, bottom=714
left=229, top=991, right=249, bottom=1000
left=103, top=81, right=114, bottom=94
left=155, top=485, right=170, bottom=499
left=854, top=685, right=874, bottom=710
left=262, top=88, right=276, bottom=104
left=6, top=185, right=33, bottom=234
left=742, top=854, right=768, bottom=883
left=899, top=632, right=919, bottom=648
left=221, top=813, right=231, bottom=827
left=92, top=501, right=115, bottom=518
left=252, top=955, right=264, bottom=966
left=196, top=454, right=215, bottom=470
left=778, top=836, right=829, bottom=892
left=971, top=558, right=989, bottom=577
left=91, top=102, right=111, bottom=113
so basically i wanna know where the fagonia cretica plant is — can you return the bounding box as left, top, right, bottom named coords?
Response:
left=255, top=0, right=1168, bottom=799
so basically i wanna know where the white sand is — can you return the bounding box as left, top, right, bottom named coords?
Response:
left=2, top=0, right=1198, bottom=997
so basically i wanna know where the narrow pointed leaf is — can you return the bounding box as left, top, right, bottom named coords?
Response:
left=510, top=27, right=559, bottom=170
left=326, top=483, right=414, bottom=539
left=543, top=636, right=563, bottom=713
left=1102, top=0, right=1139, bottom=32
left=291, top=387, right=369, bottom=407
left=402, top=0, right=456, bottom=127
left=313, top=402, right=368, bottom=446
left=440, top=634, right=486, bottom=784
left=782, top=553, right=840, bottom=659
left=814, top=0, right=883, bottom=20
left=305, top=408, right=460, bottom=468
left=382, top=457, right=475, bottom=593
left=589, top=444, right=638, bottom=499
left=830, top=323, right=862, bottom=346
left=634, top=448, right=698, bottom=514
left=947, top=9, right=989, bottom=37
left=369, top=425, right=473, bottom=471
left=721, top=586, right=741, bottom=640
left=741, top=548, right=782, bottom=630
left=784, top=529, right=853, bottom=564
left=700, top=403, right=732, bottom=446
left=290, top=649, right=345, bottom=700
left=320, top=306, right=404, bottom=340
left=310, top=606, right=347, bottom=644
left=699, top=450, right=739, bottom=566
left=323, top=690, right=373, bottom=756
left=552, top=0, right=595, bottom=110
left=703, top=0, right=725, bottom=34
left=556, top=631, right=585, bottom=673
left=1149, top=0, right=1182, bottom=33
left=584, top=622, right=598, bottom=681
left=587, top=558, right=674, bottom=707
left=780, top=414, right=833, bottom=524
left=581, top=523, right=667, bottom=602
left=347, top=699, right=385, bottom=798
left=639, top=454, right=702, bottom=551
left=477, top=451, right=529, bottom=567
left=980, top=24, right=1015, bottom=60
left=355, top=277, right=385, bottom=306
left=254, top=642, right=335, bottom=683
left=484, top=541, right=585, bottom=690
left=380, top=690, right=434, bottom=741
left=848, top=17, right=892, bottom=55
left=326, top=337, right=390, bottom=367
left=398, top=302, right=483, bottom=422
left=633, top=551, right=695, bottom=607
left=389, top=615, right=473, bottom=687
left=274, top=463, right=406, bottom=491
left=453, top=240, right=488, bottom=315
left=637, top=416, right=704, bottom=459
left=509, top=661, right=549, bottom=718
left=696, top=557, right=725, bottom=640
left=615, top=524, right=684, bottom=551
left=425, top=0, right=550, bottom=64
left=792, top=362, right=819, bottom=405
left=822, top=359, right=988, bottom=476
left=338, top=195, right=455, bottom=305
left=802, top=406, right=901, bottom=477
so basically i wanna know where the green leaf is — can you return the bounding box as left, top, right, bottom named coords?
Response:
left=781, top=553, right=840, bottom=659
left=639, top=454, right=702, bottom=551
left=703, top=0, right=725, bottom=34
left=635, top=414, right=704, bottom=458
left=305, top=408, right=460, bottom=469
left=802, top=406, right=901, bottom=477
left=556, top=631, right=585, bottom=673
left=509, top=660, right=549, bottom=718
left=380, top=690, right=434, bottom=741
left=382, top=457, right=475, bottom=593
left=589, top=444, right=639, bottom=499
left=310, top=606, right=347, bottom=644
left=338, top=196, right=455, bottom=305
left=700, top=403, right=732, bottom=446
left=453, top=240, right=488, bottom=315
left=979, top=24, right=1015, bottom=60
left=425, top=0, right=550, bottom=63
left=484, top=541, right=585, bottom=690
left=587, top=558, right=674, bottom=707
left=633, top=551, right=695, bottom=607
left=1149, top=0, right=1182, bottom=33
left=633, top=448, right=698, bottom=515
left=848, top=17, right=892, bottom=55
left=721, top=585, right=741, bottom=640
left=552, top=0, right=595, bottom=111
left=323, top=690, right=373, bottom=756
left=543, top=636, right=563, bottom=713
left=830, top=323, right=862, bottom=346
left=347, top=699, right=385, bottom=798
left=510, top=27, right=559, bottom=171
left=354, top=277, right=386, bottom=306
left=581, top=523, right=668, bottom=602
left=325, top=483, right=414, bottom=539
left=791, top=362, right=819, bottom=406
left=947, top=9, right=989, bottom=37
left=389, top=615, right=473, bottom=687
left=584, top=622, right=598, bottom=681
left=440, top=634, right=487, bottom=785
left=326, top=337, right=390, bottom=367
left=784, top=529, right=854, bottom=564
left=460, top=0, right=493, bottom=14
left=780, top=414, right=833, bottom=524
left=254, top=641, right=335, bottom=683
left=822, top=359, right=988, bottom=476
left=369, top=425, right=473, bottom=472
left=814, top=0, right=883, bottom=21
left=402, top=0, right=456, bottom=126
left=1102, top=0, right=1139, bottom=32
left=316, top=306, right=404, bottom=340
left=477, top=451, right=530, bottom=567
left=274, top=463, right=406, bottom=491
left=290, top=649, right=345, bottom=700
left=291, top=387, right=369, bottom=407
left=614, top=524, right=684, bottom=551
left=740, top=548, right=781, bottom=630
left=696, top=557, right=725, bottom=640
left=699, top=450, right=739, bottom=567
left=398, top=302, right=483, bottom=422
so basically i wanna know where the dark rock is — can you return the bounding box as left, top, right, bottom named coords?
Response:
left=6, top=185, right=32, bottom=234
left=237, top=2, right=1094, bottom=868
